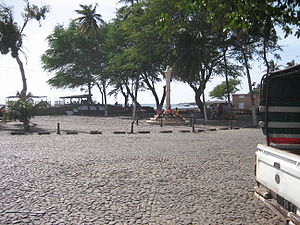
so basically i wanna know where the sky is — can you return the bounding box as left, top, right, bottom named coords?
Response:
left=0, top=0, right=299, bottom=106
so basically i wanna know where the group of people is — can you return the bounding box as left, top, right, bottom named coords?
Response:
left=210, top=103, right=232, bottom=119
left=155, top=106, right=181, bottom=118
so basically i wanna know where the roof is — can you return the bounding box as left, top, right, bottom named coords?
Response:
left=59, top=94, right=92, bottom=99
left=6, top=96, right=47, bottom=99
left=268, top=64, right=300, bottom=78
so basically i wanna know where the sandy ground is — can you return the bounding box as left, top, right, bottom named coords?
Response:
left=0, top=116, right=282, bottom=224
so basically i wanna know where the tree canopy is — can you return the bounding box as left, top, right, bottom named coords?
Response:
left=209, top=79, right=241, bottom=100
left=39, top=0, right=300, bottom=112
left=0, top=1, right=49, bottom=99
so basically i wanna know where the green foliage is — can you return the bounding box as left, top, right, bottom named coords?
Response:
left=24, top=3, right=49, bottom=23
left=206, top=0, right=300, bottom=37
left=0, top=2, right=49, bottom=100
left=42, top=23, right=105, bottom=89
left=0, top=2, right=49, bottom=58
left=209, top=79, right=241, bottom=100
left=35, top=101, right=50, bottom=108
left=41, top=0, right=299, bottom=111
left=103, top=1, right=171, bottom=108
left=4, top=100, right=35, bottom=131
left=74, top=4, right=104, bottom=35
left=42, top=4, right=107, bottom=103
left=0, top=5, right=20, bottom=57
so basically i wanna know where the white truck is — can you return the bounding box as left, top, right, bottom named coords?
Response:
left=255, top=65, right=300, bottom=225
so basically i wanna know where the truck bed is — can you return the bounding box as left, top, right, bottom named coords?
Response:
left=255, top=144, right=300, bottom=224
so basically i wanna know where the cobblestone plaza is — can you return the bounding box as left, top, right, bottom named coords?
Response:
left=0, top=116, right=282, bottom=224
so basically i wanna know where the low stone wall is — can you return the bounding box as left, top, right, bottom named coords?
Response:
left=35, top=105, right=155, bottom=117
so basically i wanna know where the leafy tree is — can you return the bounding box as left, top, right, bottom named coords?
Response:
left=152, top=0, right=228, bottom=112
left=231, top=32, right=259, bottom=125
left=209, top=79, right=241, bottom=100
left=105, top=2, right=169, bottom=110
left=126, top=1, right=169, bottom=109
left=118, top=0, right=139, bottom=5
left=104, top=18, right=142, bottom=109
left=207, top=0, right=300, bottom=38
left=74, top=4, right=106, bottom=103
left=0, top=1, right=49, bottom=100
left=4, top=100, right=35, bottom=131
left=42, top=23, right=106, bottom=103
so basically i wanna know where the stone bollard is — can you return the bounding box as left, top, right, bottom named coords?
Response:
left=130, top=121, right=134, bottom=133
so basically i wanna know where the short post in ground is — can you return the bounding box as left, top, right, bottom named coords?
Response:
left=130, top=121, right=134, bottom=133
left=57, top=123, right=60, bottom=134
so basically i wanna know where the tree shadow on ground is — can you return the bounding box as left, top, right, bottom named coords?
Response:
left=0, top=122, right=50, bottom=133
left=189, top=117, right=258, bottom=128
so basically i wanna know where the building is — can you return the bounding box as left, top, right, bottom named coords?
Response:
left=232, top=93, right=260, bottom=111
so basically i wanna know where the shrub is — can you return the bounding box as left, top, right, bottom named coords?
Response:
left=4, top=100, right=35, bottom=131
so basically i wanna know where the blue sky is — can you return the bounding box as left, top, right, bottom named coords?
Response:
left=0, top=0, right=299, bottom=105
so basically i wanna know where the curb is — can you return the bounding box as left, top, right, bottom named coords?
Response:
left=66, top=131, right=78, bottom=135
left=90, top=131, right=102, bottom=134
left=159, top=130, right=173, bottom=133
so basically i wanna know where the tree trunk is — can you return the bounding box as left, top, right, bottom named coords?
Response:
left=202, top=91, right=207, bottom=125
left=15, top=54, right=27, bottom=100
left=87, top=81, right=93, bottom=104
left=132, top=76, right=139, bottom=120
left=195, top=89, right=204, bottom=113
left=96, top=82, right=104, bottom=104
left=142, top=73, right=160, bottom=109
left=189, top=83, right=204, bottom=113
left=242, top=49, right=257, bottom=126
left=120, top=86, right=129, bottom=108
left=157, top=85, right=166, bottom=110
left=262, top=17, right=271, bottom=74
left=24, top=120, right=30, bottom=132
left=102, top=80, right=107, bottom=105
left=263, top=39, right=270, bottom=74
left=125, top=83, right=141, bottom=108
left=223, top=49, right=231, bottom=105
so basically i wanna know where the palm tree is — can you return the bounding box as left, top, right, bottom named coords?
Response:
left=269, top=60, right=281, bottom=72
left=286, top=60, right=296, bottom=68
left=74, top=4, right=105, bottom=104
left=74, top=4, right=104, bottom=35
left=118, top=0, right=139, bottom=6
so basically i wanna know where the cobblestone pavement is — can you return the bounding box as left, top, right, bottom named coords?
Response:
left=0, top=116, right=282, bottom=224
